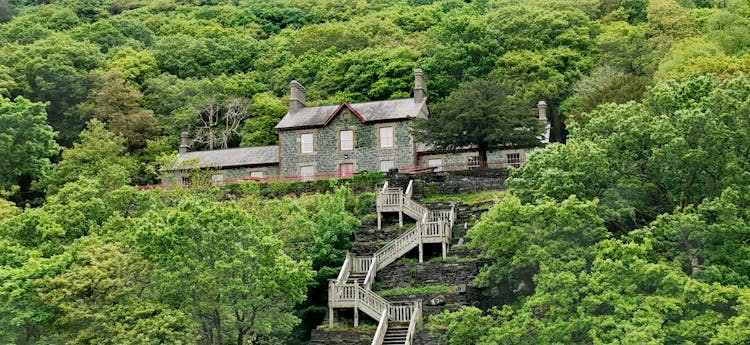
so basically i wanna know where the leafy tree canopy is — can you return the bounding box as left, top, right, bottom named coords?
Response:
left=414, top=77, right=544, bottom=165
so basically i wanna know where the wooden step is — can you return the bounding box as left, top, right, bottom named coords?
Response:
left=382, top=326, right=409, bottom=345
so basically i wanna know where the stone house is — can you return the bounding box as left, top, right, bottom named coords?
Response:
left=162, top=69, right=549, bottom=183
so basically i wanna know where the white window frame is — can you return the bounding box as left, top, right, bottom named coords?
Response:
left=249, top=171, right=265, bottom=178
left=507, top=153, right=521, bottom=168
left=467, top=156, right=480, bottom=170
left=428, top=158, right=443, bottom=172
left=379, top=160, right=395, bottom=172
left=340, top=130, right=353, bottom=151
left=300, top=165, right=315, bottom=181
left=300, top=133, right=314, bottom=154
left=379, top=127, right=394, bottom=148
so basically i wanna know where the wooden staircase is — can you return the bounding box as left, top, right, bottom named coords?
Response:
left=328, top=180, right=456, bottom=345
left=382, top=324, right=409, bottom=345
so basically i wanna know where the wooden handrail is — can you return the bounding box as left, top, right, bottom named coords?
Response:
left=364, top=256, right=378, bottom=290
left=405, top=180, right=413, bottom=197
left=404, top=300, right=421, bottom=345
left=371, top=308, right=389, bottom=345
left=336, top=252, right=352, bottom=283
left=374, top=225, right=420, bottom=270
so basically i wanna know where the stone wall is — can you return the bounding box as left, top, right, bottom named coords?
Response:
left=279, top=113, right=415, bottom=175
left=163, top=165, right=279, bottom=185
left=388, top=170, right=509, bottom=197
left=309, top=328, right=373, bottom=345
left=417, top=147, right=532, bottom=170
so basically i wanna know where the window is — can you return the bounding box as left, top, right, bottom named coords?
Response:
left=379, top=127, right=394, bottom=148
left=340, top=130, right=353, bottom=151
left=181, top=176, right=191, bottom=185
left=300, top=133, right=314, bottom=153
left=340, top=163, right=355, bottom=178
left=467, top=156, right=479, bottom=170
left=211, top=174, right=224, bottom=183
left=380, top=160, right=395, bottom=172
left=428, top=158, right=443, bottom=172
left=300, top=165, right=315, bottom=181
left=507, top=153, right=521, bottom=168
left=250, top=171, right=264, bottom=179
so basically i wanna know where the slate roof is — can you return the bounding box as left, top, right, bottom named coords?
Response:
left=275, top=98, right=429, bottom=130
left=167, top=146, right=279, bottom=170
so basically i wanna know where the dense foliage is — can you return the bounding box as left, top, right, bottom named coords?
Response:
left=432, top=74, right=750, bottom=345
left=0, top=177, right=363, bottom=344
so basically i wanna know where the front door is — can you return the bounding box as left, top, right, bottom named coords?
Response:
left=340, top=163, right=355, bottom=178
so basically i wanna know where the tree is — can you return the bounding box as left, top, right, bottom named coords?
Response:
left=0, top=34, right=103, bottom=144
left=0, top=96, right=60, bottom=192
left=93, top=69, right=161, bottom=150
left=192, top=97, right=251, bottom=150
left=0, top=0, right=13, bottom=23
left=42, top=119, right=136, bottom=196
left=37, top=237, right=193, bottom=344
left=468, top=195, right=609, bottom=303
left=413, top=77, right=543, bottom=167
left=130, top=197, right=313, bottom=345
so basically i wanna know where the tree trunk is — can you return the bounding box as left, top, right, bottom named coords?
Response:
left=237, top=328, right=246, bottom=345
left=479, top=146, right=489, bottom=169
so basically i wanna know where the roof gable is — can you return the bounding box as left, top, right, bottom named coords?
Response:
left=275, top=98, right=429, bottom=131
left=323, top=102, right=366, bottom=126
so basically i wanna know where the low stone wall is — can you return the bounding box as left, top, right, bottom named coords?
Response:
left=310, top=328, right=373, bottom=345
left=387, top=170, right=509, bottom=198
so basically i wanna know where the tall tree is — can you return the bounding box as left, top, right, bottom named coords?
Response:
left=93, top=69, right=160, bottom=150
left=130, top=197, right=313, bottom=345
left=0, top=96, right=59, bottom=192
left=413, top=77, right=544, bottom=167
left=42, top=119, right=136, bottom=196
left=192, top=97, right=251, bottom=150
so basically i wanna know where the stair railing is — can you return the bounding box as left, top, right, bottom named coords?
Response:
left=371, top=308, right=389, bottom=345
left=373, top=226, right=420, bottom=270
left=405, top=180, right=413, bottom=198
left=356, top=284, right=391, bottom=320
left=364, top=256, right=378, bottom=290
left=404, top=300, right=422, bottom=345
left=353, top=256, right=372, bottom=274
left=335, top=252, right=353, bottom=284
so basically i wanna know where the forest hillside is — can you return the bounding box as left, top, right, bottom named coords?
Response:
left=1, top=0, right=750, bottom=344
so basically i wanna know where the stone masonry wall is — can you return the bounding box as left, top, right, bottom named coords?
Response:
left=418, top=147, right=532, bottom=169
left=279, top=113, right=415, bottom=175
left=388, top=171, right=509, bottom=197
left=310, top=329, right=373, bottom=345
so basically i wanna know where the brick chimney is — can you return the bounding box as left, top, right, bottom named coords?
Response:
left=289, top=80, right=306, bottom=112
left=179, top=132, right=190, bottom=154
left=414, top=68, right=427, bottom=104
